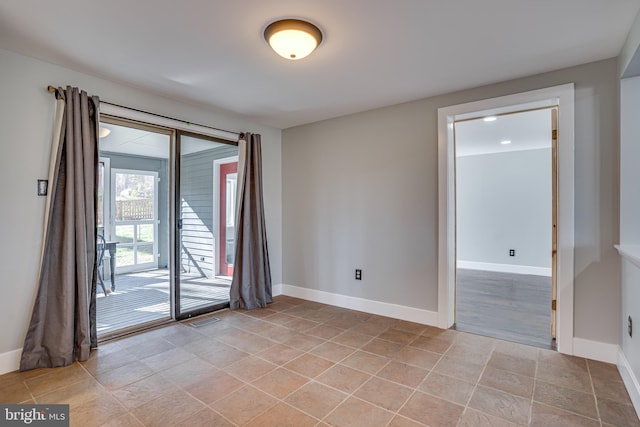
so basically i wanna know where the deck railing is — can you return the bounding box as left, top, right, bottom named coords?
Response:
left=116, top=199, right=154, bottom=221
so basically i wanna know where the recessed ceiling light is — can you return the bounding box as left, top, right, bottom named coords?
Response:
left=483, top=116, right=497, bottom=122
left=500, top=140, right=511, bottom=145
left=264, top=19, right=323, bottom=60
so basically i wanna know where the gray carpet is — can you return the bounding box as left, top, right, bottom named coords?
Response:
left=455, top=268, right=555, bottom=350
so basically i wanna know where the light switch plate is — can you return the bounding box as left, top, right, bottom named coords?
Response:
left=37, top=179, right=48, bottom=196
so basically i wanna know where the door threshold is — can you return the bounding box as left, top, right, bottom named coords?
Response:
left=97, top=317, right=174, bottom=344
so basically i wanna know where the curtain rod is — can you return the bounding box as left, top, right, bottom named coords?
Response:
left=46, top=85, right=241, bottom=138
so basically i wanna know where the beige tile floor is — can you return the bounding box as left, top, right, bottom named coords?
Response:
left=1, top=295, right=638, bottom=427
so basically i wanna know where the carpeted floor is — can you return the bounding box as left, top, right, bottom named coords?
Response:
left=455, top=268, right=555, bottom=350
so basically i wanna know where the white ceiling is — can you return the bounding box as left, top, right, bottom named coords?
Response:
left=1, top=1, right=639, bottom=129
left=455, top=109, right=552, bottom=157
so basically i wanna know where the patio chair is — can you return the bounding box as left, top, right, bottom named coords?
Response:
left=96, top=234, right=110, bottom=295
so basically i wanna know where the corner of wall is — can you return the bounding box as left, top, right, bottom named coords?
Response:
left=618, top=349, right=640, bottom=420
left=620, top=10, right=640, bottom=77
left=272, top=283, right=283, bottom=297
left=0, top=348, right=22, bottom=376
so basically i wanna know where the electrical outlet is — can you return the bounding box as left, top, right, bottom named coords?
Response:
left=355, top=269, right=362, bottom=280
left=629, top=315, right=633, bottom=338
left=509, top=249, right=515, bottom=257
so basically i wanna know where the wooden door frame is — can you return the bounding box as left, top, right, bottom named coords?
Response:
left=437, top=84, right=575, bottom=355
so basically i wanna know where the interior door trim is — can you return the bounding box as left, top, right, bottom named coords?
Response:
left=437, top=83, right=575, bottom=355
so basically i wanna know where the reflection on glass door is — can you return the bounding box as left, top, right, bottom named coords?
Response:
left=176, top=132, right=238, bottom=319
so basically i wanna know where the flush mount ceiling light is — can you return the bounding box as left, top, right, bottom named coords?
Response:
left=500, top=140, right=512, bottom=145
left=483, top=116, right=497, bottom=122
left=264, top=19, right=323, bottom=60
left=99, top=127, right=111, bottom=138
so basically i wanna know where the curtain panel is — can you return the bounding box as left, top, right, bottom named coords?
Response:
left=229, top=133, right=273, bottom=310
left=20, top=86, right=100, bottom=370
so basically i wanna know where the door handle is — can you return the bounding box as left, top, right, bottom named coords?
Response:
left=178, top=219, right=183, bottom=229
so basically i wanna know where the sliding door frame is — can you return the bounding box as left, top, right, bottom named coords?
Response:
left=98, top=115, right=176, bottom=338
left=174, top=130, right=238, bottom=320
left=99, top=114, right=239, bottom=325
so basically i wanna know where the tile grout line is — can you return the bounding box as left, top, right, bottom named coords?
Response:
left=293, top=343, right=394, bottom=425
left=241, top=321, right=426, bottom=425
left=230, top=312, right=393, bottom=426
left=392, top=336, right=460, bottom=426
left=585, top=359, right=604, bottom=427
left=196, top=309, right=390, bottom=426
left=457, top=340, right=493, bottom=425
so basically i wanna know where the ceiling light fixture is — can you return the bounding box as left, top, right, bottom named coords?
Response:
left=99, top=127, right=111, bottom=138
left=264, top=19, right=323, bottom=60
left=500, top=140, right=511, bottom=145
left=483, top=116, right=497, bottom=122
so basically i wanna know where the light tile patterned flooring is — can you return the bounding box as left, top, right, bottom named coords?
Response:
left=1, top=296, right=638, bottom=426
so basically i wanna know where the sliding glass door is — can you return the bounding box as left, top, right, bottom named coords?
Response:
left=96, top=116, right=238, bottom=333
left=97, top=117, right=172, bottom=338
left=175, top=131, right=238, bottom=319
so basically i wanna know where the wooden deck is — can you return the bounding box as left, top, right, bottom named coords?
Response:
left=96, top=269, right=230, bottom=336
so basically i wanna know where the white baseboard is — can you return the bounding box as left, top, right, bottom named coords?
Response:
left=618, top=350, right=640, bottom=420
left=457, top=260, right=552, bottom=277
left=0, top=348, right=22, bottom=375
left=572, top=338, right=619, bottom=363
left=280, top=284, right=439, bottom=326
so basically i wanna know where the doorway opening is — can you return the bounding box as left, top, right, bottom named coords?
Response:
left=437, top=84, right=575, bottom=355
left=453, top=107, right=557, bottom=349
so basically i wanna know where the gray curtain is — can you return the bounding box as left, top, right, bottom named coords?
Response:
left=230, top=133, right=273, bottom=309
left=20, top=86, right=100, bottom=370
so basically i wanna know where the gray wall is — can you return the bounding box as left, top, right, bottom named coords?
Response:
left=102, top=152, right=170, bottom=268
left=456, top=149, right=552, bottom=269
left=619, top=76, right=640, bottom=392
left=621, top=260, right=640, bottom=390
left=620, top=77, right=640, bottom=244
left=0, top=48, right=282, bottom=357
left=181, top=144, right=238, bottom=277
left=282, top=58, right=620, bottom=344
